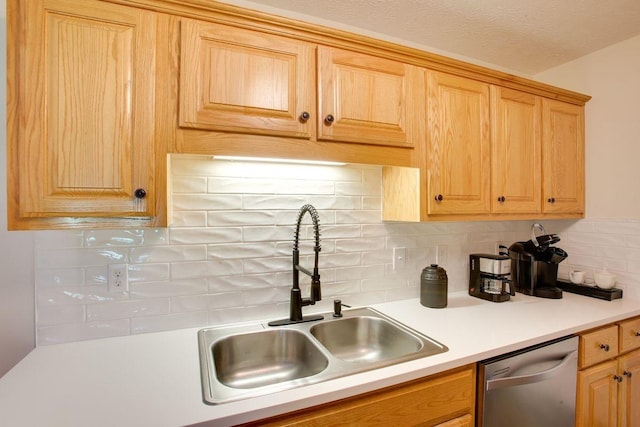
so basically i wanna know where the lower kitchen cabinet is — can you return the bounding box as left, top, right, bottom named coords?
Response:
left=576, top=317, right=640, bottom=426
left=246, top=364, right=476, bottom=427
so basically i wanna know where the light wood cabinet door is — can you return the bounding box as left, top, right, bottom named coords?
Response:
left=180, top=19, right=314, bottom=138
left=13, top=0, right=157, bottom=222
left=252, top=365, right=475, bottom=427
left=427, top=71, right=491, bottom=215
left=542, top=99, right=585, bottom=214
left=618, top=349, right=640, bottom=427
left=317, top=46, right=422, bottom=148
left=490, top=87, right=542, bottom=214
left=577, top=360, right=618, bottom=427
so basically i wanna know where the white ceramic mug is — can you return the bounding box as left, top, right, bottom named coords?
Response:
left=569, top=270, right=585, bottom=284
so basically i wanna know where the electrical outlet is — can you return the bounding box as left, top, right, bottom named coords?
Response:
left=108, top=263, right=129, bottom=292
left=393, top=247, right=407, bottom=270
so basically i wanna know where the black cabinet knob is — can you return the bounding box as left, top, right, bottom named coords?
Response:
left=498, top=196, right=506, bottom=203
left=613, top=374, right=624, bottom=383
left=134, top=188, right=147, bottom=199
left=299, top=111, right=310, bottom=122
left=324, top=114, right=335, bottom=125
left=547, top=197, right=556, bottom=203
left=600, top=343, right=610, bottom=352
left=624, top=370, right=633, bottom=378
left=434, top=194, right=443, bottom=202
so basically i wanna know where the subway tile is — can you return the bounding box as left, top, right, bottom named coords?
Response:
left=307, top=196, right=362, bottom=210
left=335, top=210, right=381, bottom=224
left=320, top=225, right=361, bottom=239
left=37, top=248, right=128, bottom=269
left=36, top=268, right=84, bottom=287
left=84, top=229, right=145, bottom=247
left=335, top=238, right=386, bottom=252
left=169, top=227, right=242, bottom=244
left=171, top=293, right=244, bottom=312
left=172, top=176, right=207, bottom=193
left=243, top=257, right=291, bottom=274
left=171, top=211, right=208, bottom=227
left=362, top=277, right=407, bottom=291
left=243, top=225, right=296, bottom=242
left=131, top=311, right=208, bottom=334
left=335, top=180, right=381, bottom=196
left=207, top=242, right=276, bottom=259
left=87, top=299, right=170, bottom=321
left=242, top=195, right=307, bottom=210
left=335, top=265, right=385, bottom=282
left=34, top=164, right=640, bottom=346
left=172, top=194, right=243, bottom=211
left=207, top=210, right=278, bottom=226
left=37, top=305, right=85, bottom=326
left=209, top=274, right=278, bottom=292
left=129, top=278, right=207, bottom=298
left=320, top=253, right=361, bottom=268
left=241, top=286, right=289, bottom=305
left=37, top=285, right=129, bottom=306
left=208, top=177, right=278, bottom=194
left=128, top=263, right=170, bottom=282
left=130, top=245, right=206, bottom=263
left=37, top=319, right=130, bottom=345
left=35, top=230, right=83, bottom=249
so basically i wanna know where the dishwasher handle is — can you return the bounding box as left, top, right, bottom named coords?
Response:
left=486, top=350, right=577, bottom=391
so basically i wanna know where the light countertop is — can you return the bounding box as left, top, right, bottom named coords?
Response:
left=1, top=291, right=639, bottom=427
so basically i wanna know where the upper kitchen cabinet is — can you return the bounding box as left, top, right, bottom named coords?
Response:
left=7, top=0, right=162, bottom=230
left=542, top=99, right=585, bottom=215
left=491, top=87, right=542, bottom=215
left=179, top=19, right=315, bottom=139
left=317, top=46, right=423, bottom=148
left=426, top=71, right=491, bottom=215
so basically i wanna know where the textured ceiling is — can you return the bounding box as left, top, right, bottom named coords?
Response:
left=230, top=0, right=640, bottom=75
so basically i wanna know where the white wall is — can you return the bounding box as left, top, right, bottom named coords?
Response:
left=0, top=0, right=36, bottom=377
left=535, top=35, right=640, bottom=219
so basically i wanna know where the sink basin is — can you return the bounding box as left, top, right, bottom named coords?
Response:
left=213, top=329, right=328, bottom=389
left=310, top=316, right=423, bottom=363
left=198, top=307, right=447, bottom=404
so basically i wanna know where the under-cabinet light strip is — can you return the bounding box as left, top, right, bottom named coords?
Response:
left=212, top=155, right=347, bottom=166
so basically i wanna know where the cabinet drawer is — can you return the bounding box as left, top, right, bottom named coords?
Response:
left=618, top=317, right=640, bottom=353
left=579, top=325, right=619, bottom=369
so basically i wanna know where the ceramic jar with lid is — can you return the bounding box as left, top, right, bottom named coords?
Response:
left=420, top=264, right=448, bottom=308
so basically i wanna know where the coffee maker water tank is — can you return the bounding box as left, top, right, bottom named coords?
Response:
left=508, top=237, right=568, bottom=299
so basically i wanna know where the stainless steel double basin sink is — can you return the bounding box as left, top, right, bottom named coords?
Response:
left=198, top=307, right=448, bottom=404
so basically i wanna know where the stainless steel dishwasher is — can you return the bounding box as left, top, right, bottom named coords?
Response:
left=478, top=335, right=578, bottom=427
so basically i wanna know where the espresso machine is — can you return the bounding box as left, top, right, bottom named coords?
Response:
left=469, top=253, right=514, bottom=302
left=508, top=223, right=568, bottom=299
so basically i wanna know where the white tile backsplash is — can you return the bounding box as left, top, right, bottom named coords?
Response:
left=33, top=157, right=640, bottom=344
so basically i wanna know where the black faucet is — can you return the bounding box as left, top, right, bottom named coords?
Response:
left=268, top=204, right=324, bottom=326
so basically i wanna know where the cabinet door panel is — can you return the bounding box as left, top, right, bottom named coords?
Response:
left=576, top=360, right=618, bottom=427
left=491, top=87, right=541, bottom=214
left=618, top=349, right=640, bottom=427
left=180, top=19, right=313, bottom=138
left=19, top=0, right=156, bottom=217
left=427, top=71, right=491, bottom=215
left=542, top=99, right=585, bottom=214
left=318, top=46, right=420, bottom=147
